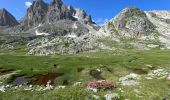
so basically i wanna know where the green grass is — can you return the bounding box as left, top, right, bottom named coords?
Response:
left=1, top=50, right=170, bottom=100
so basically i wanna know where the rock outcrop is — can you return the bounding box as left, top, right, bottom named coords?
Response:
left=19, top=0, right=94, bottom=31
left=145, top=10, right=170, bottom=48
left=21, top=0, right=48, bottom=28
left=104, top=7, right=156, bottom=37
left=100, top=7, right=166, bottom=50
left=0, top=8, right=18, bottom=26
left=146, top=10, right=170, bottom=36
left=27, top=35, right=100, bottom=55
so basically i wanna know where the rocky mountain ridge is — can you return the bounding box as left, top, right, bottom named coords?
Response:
left=0, top=8, right=19, bottom=26
left=102, top=7, right=157, bottom=37
left=18, top=0, right=94, bottom=32
left=1, top=2, right=170, bottom=55
left=100, top=7, right=170, bottom=50
left=0, top=0, right=104, bottom=55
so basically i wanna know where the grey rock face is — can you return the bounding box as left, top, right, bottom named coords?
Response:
left=73, top=8, right=93, bottom=24
left=47, top=0, right=75, bottom=23
left=20, top=0, right=48, bottom=28
left=146, top=11, right=170, bottom=35
left=38, top=20, right=89, bottom=36
left=145, top=11, right=170, bottom=49
left=113, top=7, right=156, bottom=37
left=20, top=0, right=94, bottom=31
left=0, top=8, right=19, bottom=26
left=51, top=0, right=63, bottom=7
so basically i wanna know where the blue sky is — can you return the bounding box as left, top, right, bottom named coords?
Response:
left=0, top=0, right=170, bottom=25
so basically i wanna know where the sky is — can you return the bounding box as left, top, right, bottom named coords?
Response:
left=0, top=0, right=170, bottom=25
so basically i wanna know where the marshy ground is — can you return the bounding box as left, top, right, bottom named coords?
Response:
left=0, top=49, right=170, bottom=100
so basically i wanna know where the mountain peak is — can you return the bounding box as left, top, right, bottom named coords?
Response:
left=0, top=8, right=7, bottom=12
left=19, top=0, right=94, bottom=30
left=24, top=0, right=48, bottom=28
left=121, top=7, right=143, bottom=14
left=0, top=8, right=19, bottom=26
left=123, top=7, right=140, bottom=10
left=32, top=0, right=48, bottom=7
left=51, top=0, right=63, bottom=6
left=111, top=7, right=156, bottom=37
left=34, top=0, right=44, bottom=2
left=0, top=8, right=9, bottom=14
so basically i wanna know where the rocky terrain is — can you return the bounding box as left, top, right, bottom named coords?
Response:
left=107, top=7, right=156, bottom=37
left=0, top=1, right=170, bottom=55
left=146, top=10, right=170, bottom=36
left=145, top=10, right=170, bottom=48
left=0, top=0, right=105, bottom=55
left=1, top=0, right=170, bottom=100
left=100, top=7, right=170, bottom=50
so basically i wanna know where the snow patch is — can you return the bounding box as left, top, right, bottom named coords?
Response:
left=73, top=15, right=80, bottom=20
left=35, top=30, right=49, bottom=36
left=65, top=34, right=77, bottom=38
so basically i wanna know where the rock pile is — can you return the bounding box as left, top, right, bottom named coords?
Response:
left=118, top=73, right=141, bottom=86
left=146, top=69, right=168, bottom=79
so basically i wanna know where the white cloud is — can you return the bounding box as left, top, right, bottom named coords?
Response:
left=94, top=18, right=109, bottom=26
left=25, top=2, right=32, bottom=8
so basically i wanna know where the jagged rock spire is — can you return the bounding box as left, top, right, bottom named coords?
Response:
left=32, top=0, right=48, bottom=9
left=25, top=0, right=48, bottom=27
left=52, top=0, right=63, bottom=6
left=20, top=0, right=94, bottom=29
left=0, top=8, right=19, bottom=26
left=53, top=0, right=63, bottom=3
